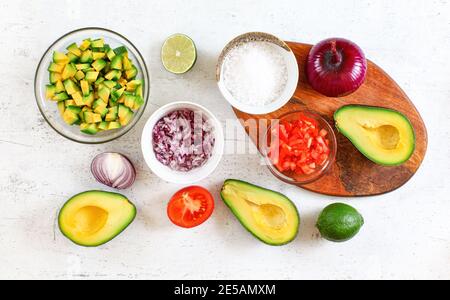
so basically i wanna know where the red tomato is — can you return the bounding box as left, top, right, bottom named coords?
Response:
left=167, top=186, right=214, bottom=228
left=269, top=113, right=331, bottom=175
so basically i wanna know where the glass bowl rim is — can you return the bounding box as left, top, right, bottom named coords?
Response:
left=261, top=109, right=338, bottom=185
left=34, top=27, right=150, bottom=144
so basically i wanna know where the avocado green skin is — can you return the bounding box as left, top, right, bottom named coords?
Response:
left=58, top=190, right=137, bottom=248
left=334, top=105, right=416, bottom=166
left=316, top=203, right=364, bottom=243
left=220, top=179, right=300, bottom=246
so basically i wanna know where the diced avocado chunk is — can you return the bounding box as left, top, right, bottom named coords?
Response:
left=45, top=85, right=56, bottom=99
left=105, top=106, right=118, bottom=121
left=108, top=121, right=122, bottom=130
left=63, top=79, right=79, bottom=95
left=97, top=122, right=109, bottom=131
left=53, top=51, right=69, bottom=64
left=136, top=84, right=143, bottom=98
left=49, top=72, right=62, bottom=84
left=63, top=106, right=82, bottom=125
left=84, top=111, right=102, bottom=124
left=105, top=70, right=121, bottom=81
left=93, top=99, right=108, bottom=115
left=72, top=92, right=84, bottom=106
left=53, top=92, right=70, bottom=101
left=125, top=66, right=138, bottom=80
left=79, top=39, right=91, bottom=51
left=61, top=63, right=77, bottom=80
left=93, top=52, right=106, bottom=60
left=57, top=101, right=65, bottom=117
left=65, top=100, right=76, bottom=107
left=75, top=70, right=85, bottom=81
left=110, top=55, right=123, bottom=70
left=124, top=94, right=136, bottom=109
left=48, top=63, right=64, bottom=73
left=103, top=80, right=116, bottom=89
left=122, top=55, right=133, bottom=71
left=92, top=59, right=107, bottom=72
left=98, top=87, right=110, bottom=103
left=66, top=43, right=82, bottom=57
left=118, top=78, right=128, bottom=87
left=91, top=38, right=105, bottom=48
left=133, top=96, right=145, bottom=110
left=55, top=80, right=65, bottom=93
left=118, top=104, right=134, bottom=126
left=114, top=46, right=128, bottom=56
left=126, top=80, right=142, bottom=92
left=80, top=80, right=90, bottom=96
left=67, top=53, right=79, bottom=63
left=80, top=50, right=93, bottom=63
left=76, top=63, right=91, bottom=71
left=82, top=93, right=95, bottom=107
left=80, top=123, right=99, bottom=135
left=106, top=49, right=116, bottom=61
left=85, top=71, right=99, bottom=83
left=111, top=86, right=126, bottom=99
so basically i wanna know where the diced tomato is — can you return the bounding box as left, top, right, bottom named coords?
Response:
left=320, top=129, right=328, bottom=137
left=268, top=113, right=331, bottom=176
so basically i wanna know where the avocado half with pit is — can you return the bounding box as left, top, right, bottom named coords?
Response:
left=58, top=191, right=136, bottom=247
left=334, top=105, right=415, bottom=166
left=220, top=179, right=300, bottom=246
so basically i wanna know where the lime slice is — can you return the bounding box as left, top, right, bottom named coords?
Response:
left=161, top=34, right=197, bottom=74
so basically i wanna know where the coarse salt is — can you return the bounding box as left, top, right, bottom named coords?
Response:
left=222, top=41, right=288, bottom=106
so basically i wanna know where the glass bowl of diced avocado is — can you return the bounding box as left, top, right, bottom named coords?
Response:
left=35, top=27, right=150, bottom=144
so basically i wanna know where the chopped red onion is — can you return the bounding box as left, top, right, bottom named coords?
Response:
left=152, top=109, right=216, bottom=172
left=91, top=152, right=136, bottom=189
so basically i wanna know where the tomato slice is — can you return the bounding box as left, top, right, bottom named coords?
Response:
left=167, top=186, right=214, bottom=228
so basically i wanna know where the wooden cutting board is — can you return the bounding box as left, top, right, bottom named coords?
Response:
left=233, top=41, right=428, bottom=197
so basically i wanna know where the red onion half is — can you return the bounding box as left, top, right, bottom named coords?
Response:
left=91, top=152, right=136, bottom=190
left=306, top=38, right=367, bottom=97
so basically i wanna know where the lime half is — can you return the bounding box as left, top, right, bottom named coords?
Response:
left=161, top=34, right=197, bottom=74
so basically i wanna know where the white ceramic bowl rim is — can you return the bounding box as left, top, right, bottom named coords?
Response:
left=217, top=32, right=299, bottom=115
left=141, top=101, right=224, bottom=184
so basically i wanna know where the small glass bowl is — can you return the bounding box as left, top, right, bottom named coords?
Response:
left=262, top=110, right=337, bottom=185
left=34, top=27, right=150, bottom=144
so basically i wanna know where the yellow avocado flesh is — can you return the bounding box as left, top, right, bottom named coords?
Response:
left=58, top=191, right=136, bottom=247
left=221, top=180, right=300, bottom=245
left=335, top=105, right=415, bottom=166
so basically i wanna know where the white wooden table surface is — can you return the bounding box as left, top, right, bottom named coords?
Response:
left=0, top=0, right=449, bottom=280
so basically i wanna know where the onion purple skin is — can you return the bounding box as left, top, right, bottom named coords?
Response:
left=306, top=38, right=367, bottom=97
left=91, top=152, right=136, bottom=190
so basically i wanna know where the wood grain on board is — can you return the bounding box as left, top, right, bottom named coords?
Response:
left=233, top=42, right=428, bottom=197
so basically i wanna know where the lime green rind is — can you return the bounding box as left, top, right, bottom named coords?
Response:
left=316, top=203, right=364, bottom=243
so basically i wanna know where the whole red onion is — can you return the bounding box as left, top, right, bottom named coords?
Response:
left=306, top=38, right=367, bottom=97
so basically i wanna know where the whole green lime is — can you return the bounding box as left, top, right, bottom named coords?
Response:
left=316, top=203, right=364, bottom=242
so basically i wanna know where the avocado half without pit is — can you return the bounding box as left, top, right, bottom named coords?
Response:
left=334, top=105, right=415, bottom=166
left=220, top=179, right=300, bottom=246
left=58, top=191, right=136, bottom=247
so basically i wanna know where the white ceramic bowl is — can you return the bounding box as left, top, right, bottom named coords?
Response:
left=141, top=101, right=224, bottom=184
left=216, top=32, right=299, bottom=115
